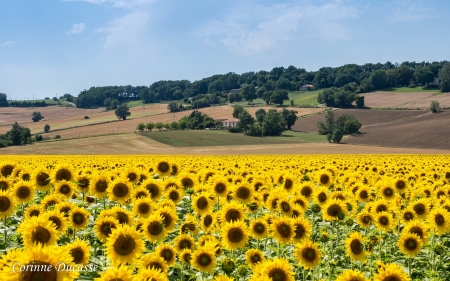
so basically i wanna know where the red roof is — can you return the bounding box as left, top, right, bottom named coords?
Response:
left=222, top=118, right=239, bottom=122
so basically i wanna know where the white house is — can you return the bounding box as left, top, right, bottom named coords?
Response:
left=221, top=118, right=239, bottom=128
left=429, top=77, right=440, bottom=86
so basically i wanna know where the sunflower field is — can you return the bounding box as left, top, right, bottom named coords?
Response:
left=0, top=155, right=450, bottom=281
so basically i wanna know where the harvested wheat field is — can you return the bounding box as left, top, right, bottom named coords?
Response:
left=39, top=106, right=323, bottom=139
left=1, top=133, right=449, bottom=154
left=362, top=91, right=450, bottom=108
left=346, top=110, right=450, bottom=150
left=291, top=109, right=426, bottom=132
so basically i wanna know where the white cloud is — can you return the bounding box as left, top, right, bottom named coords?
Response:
left=66, top=23, right=86, bottom=34
left=196, top=1, right=359, bottom=54
left=1, top=40, right=16, bottom=47
left=63, top=0, right=156, bottom=8
left=96, top=11, right=149, bottom=48
left=387, top=0, right=437, bottom=23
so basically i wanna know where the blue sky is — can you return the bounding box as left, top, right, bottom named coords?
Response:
left=1, top=0, right=449, bottom=99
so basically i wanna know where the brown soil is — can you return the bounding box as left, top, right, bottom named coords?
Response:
left=362, top=91, right=450, bottom=109
left=346, top=111, right=450, bottom=150
left=291, top=109, right=425, bottom=133
left=2, top=134, right=448, bottom=155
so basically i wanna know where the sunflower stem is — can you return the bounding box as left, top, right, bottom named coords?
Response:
left=303, top=269, right=307, bottom=281
left=408, top=257, right=412, bottom=276
left=103, top=196, right=106, bottom=209
left=3, top=218, right=7, bottom=245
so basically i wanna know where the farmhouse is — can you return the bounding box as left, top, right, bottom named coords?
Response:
left=221, top=118, right=239, bottom=128
left=300, top=84, right=314, bottom=91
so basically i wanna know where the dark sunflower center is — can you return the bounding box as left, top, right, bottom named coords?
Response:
left=362, top=215, right=371, bottom=224
left=95, top=180, right=107, bottom=193
left=148, top=221, right=163, bottom=235
left=30, top=210, right=40, bottom=217
left=236, top=187, right=250, bottom=200
left=127, top=173, right=137, bottom=181
left=350, top=240, right=363, bottom=254
left=70, top=247, right=84, bottom=264
left=327, top=204, right=342, bottom=217
left=78, top=179, right=89, bottom=188
left=101, top=223, right=115, bottom=236
left=59, top=185, right=70, bottom=194
left=49, top=216, right=61, bottom=230
left=269, top=268, right=287, bottom=281
left=147, top=262, right=163, bottom=271
left=146, top=184, right=160, bottom=198
left=384, top=188, right=393, bottom=196
left=405, top=238, right=417, bottom=250
left=360, top=190, right=368, bottom=199
left=413, top=203, right=425, bottom=215
left=36, top=173, right=50, bottom=187
left=183, top=253, right=191, bottom=264
left=204, top=215, right=213, bottom=227
left=254, top=223, right=265, bottom=234
left=395, top=180, right=406, bottom=190
left=302, top=248, right=316, bottom=262
left=294, top=224, right=305, bottom=239
left=228, top=227, right=244, bottom=243
left=180, top=240, right=191, bottom=249
left=376, top=205, right=387, bottom=213
left=45, top=200, right=57, bottom=209
left=301, top=187, right=312, bottom=197
left=31, top=226, right=51, bottom=245
left=226, top=210, right=240, bottom=222
left=20, top=261, right=57, bottom=281
left=318, top=192, right=327, bottom=202
left=138, top=203, right=150, bottom=214
left=251, top=254, right=260, bottom=263
left=73, top=213, right=85, bottom=225
left=1, top=165, right=13, bottom=177
left=198, top=253, right=212, bottom=266
left=281, top=202, right=290, bottom=212
left=113, top=234, right=136, bottom=256
left=254, top=183, right=263, bottom=191
left=320, top=174, right=330, bottom=185
left=160, top=213, right=172, bottom=228
left=379, top=217, right=388, bottom=225
left=409, top=227, right=423, bottom=239
left=277, top=223, right=291, bottom=238
left=435, top=214, right=445, bottom=226
left=161, top=249, right=173, bottom=261
left=169, top=191, right=179, bottom=201
left=197, top=197, right=208, bottom=210
left=271, top=199, right=279, bottom=209
left=136, top=192, right=147, bottom=199
left=404, top=212, right=413, bottom=220
left=181, top=178, right=194, bottom=188
left=22, top=174, right=30, bottom=181
left=56, top=169, right=71, bottom=181
left=0, top=196, right=11, bottom=211
left=284, top=179, right=293, bottom=189
left=158, top=162, right=170, bottom=173
left=86, top=196, right=95, bottom=203
left=113, top=183, right=129, bottom=198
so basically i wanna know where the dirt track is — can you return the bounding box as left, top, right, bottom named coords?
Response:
left=1, top=134, right=448, bottom=155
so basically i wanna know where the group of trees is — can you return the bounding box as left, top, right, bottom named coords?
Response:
left=31, top=112, right=44, bottom=122
left=231, top=105, right=298, bottom=137
left=317, top=110, right=362, bottom=143
left=317, top=83, right=365, bottom=108
left=0, top=123, right=32, bottom=147
left=136, top=110, right=220, bottom=132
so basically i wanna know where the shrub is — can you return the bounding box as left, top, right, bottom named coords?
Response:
left=84, top=116, right=90, bottom=119
left=430, top=100, right=440, bottom=113
left=245, top=123, right=263, bottom=137
left=35, top=134, right=43, bottom=141
left=54, top=135, right=61, bottom=139
left=31, top=111, right=44, bottom=122
left=356, top=96, right=365, bottom=108
left=343, top=119, right=362, bottom=135
left=229, top=127, right=241, bottom=133
left=332, top=129, right=343, bottom=143
left=44, top=124, right=50, bottom=133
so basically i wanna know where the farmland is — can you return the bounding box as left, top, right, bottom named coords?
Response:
left=361, top=91, right=450, bottom=109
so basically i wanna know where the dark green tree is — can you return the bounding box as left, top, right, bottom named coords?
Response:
left=31, top=112, right=44, bottom=122
left=331, top=128, right=343, bottom=143
left=262, top=91, right=272, bottom=105
left=240, top=84, right=257, bottom=103
left=232, top=105, right=246, bottom=118
left=413, top=68, right=434, bottom=85
left=110, top=99, right=119, bottom=109
left=439, top=64, right=450, bottom=92
left=155, top=122, right=163, bottom=131
left=356, top=96, right=365, bottom=108
left=262, top=109, right=286, bottom=136
left=0, top=93, right=8, bottom=107
left=281, top=108, right=298, bottom=130
left=44, top=124, right=50, bottom=133
left=255, top=108, right=266, bottom=123
left=237, top=110, right=255, bottom=132
left=6, top=122, right=31, bottom=145
left=317, top=109, right=335, bottom=135
left=115, top=104, right=131, bottom=120
left=145, top=122, right=155, bottom=131
left=104, top=98, right=112, bottom=108
left=136, top=123, right=145, bottom=132
left=270, top=90, right=289, bottom=106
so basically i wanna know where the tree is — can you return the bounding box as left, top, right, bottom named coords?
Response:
left=31, top=112, right=44, bottom=122
left=178, top=120, right=188, bottom=130
left=335, top=114, right=361, bottom=134
left=44, top=124, right=50, bottom=133
left=168, top=102, right=184, bottom=113
left=237, top=110, right=255, bottom=132
left=246, top=123, right=263, bottom=137
left=110, top=99, right=119, bottom=109
left=356, top=96, right=365, bottom=108
left=369, top=70, right=388, bottom=90
left=430, top=100, right=440, bottom=113
left=170, top=121, right=179, bottom=130
left=115, top=104, right=131, bottom=120
left=255, top=109, right=266, bottom=123
left=155, top=122, right=163, bottom=131
left=232, top=105, right=246, bottom=118
left=262, top=91, right=272, bottom=105
left=281, top=108, right=298, bottom=130
left=0, top=93, right=8, bottom=107
left=317, top=109, right=335, bottom=135
left=241, top=84, right=257, bottom=104
left=136, top=123, right=145, bottom=132
left=104, top=98, right=112, bottom=108
left=331, top=128, right=344, bottom=143
left=262, top=109, right=286, bottom=136
left=163, top=123, right=170, bottom=130
left=145, top=122, right=155, bottom=132
left=6, top=122, right=31, bottom=145
left=439, top=64, right=450, bottom=92
left=270, top=90, right=289, bottom=106
left=413, top=68, right=434, bottom=85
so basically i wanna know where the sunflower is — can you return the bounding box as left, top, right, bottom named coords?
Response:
left=345, top=232, right=368, bottom=262
left=400, top=207, right=416, bottom=224
left=336, top=270, right=368, bottom=281
left=245, top=249, right=265, bottom=268
left=356, top=211, right=373, bottom=228
left=374, top=211, right=395, bottom=233
left=233, top=182, right=253, bottom=204
left=322, top=199, right=347, bottom=221
left=140, top=253, right=169, bottom=273
left=398, top=232, right=422, bottom=257
left=133, top=186, right=151, bottom=199
left=292, top=216, right=312, bottom=243
left=0, top=163, right=15, bottom=178
left=156, top=205, right=178, bottom=232
left=66, top=238, right=91, bottom=265
left=43, top=209, right=68, bottom=234
left=174, top=233, right=195, bottom=252
left=291, top=194, right=309, bottom=211
left=295, top=240, right=321, bottom=270
left=24, top=204, right=42, bottom=219
left=313, top=186, right=329, bottom=206
left=210, top=177, right=229, bottom=198
left=94, top=266, right=134, bottom=281
left=54, top=180, right=76, bottom=199
left=132, top=197, right=153, bottom=218
left=0, top=190, right=15, bottom=220
left=220, top=201, right=246, bottom=223
left=31, top=169, right=52, bottom=191
left=18, top=216, right=60, bottom=247
left=193, top=192, right=213, bottom=216
left=165, top=187, right=182, bottom=204
left=69, top=206, right=90, bottom=230
left=51, top=165, right=74, bottom=182
left=191, top=246, right=216, bottom=273
left=1, top=244, right=79, bottom=281
left=156, top=244, right=176, bottom=266
left=137, top=268, right=168, bottom=281
left=143, top=214, right=167, bottom=242
left=410, top=198, right=430, bottom=219
left=105, top=224, right=144, bottom=266
left=260, top=258, right=294, bottom=281
left=317, top=170, right=333, bottom=187
left=75, top=174, right=91, bottom=193
left=378, top=182, right=397, bottom=201
left=356, top=186, right=371, bottom=202
left=373, top=263, right=410, bottom=281
left=178, top=172, right=197, bottom=190
left=179, top=249, right=192, bottom=265
left=299, top=183, right=314, bottom=200
left=373, top=199, right=390, bottom=214
left=277, top=197, right=293, bottom=216
left=222, top=220, right=249, bottom=250
left=271, top=216, right=294, bottom=244
left=41, top=193, right=65, bottom=210
left=403, top=220, right=428, bottom=243
left=428, top=207, right=450, bottom=235
left=12, top=180, right=35, bottom=204
left=107, top=178, right=131, bottom=204
left=95, top=216, right=118, bottom=242
left=110, top=206, right=133, bottom=225
left=201, top=213, right=216, bottom=232
left=250, top=219, right=269, bottom=239
left=393, top=178, right=408, bottom=193
left=156, top=159, right=171, bottom=176
left=180, top=214, right=200, bottom=235
left=90, top=174, right=110, bottom=198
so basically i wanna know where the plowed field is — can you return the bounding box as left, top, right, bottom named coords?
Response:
left=362, top=91, right=450, bottom=108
